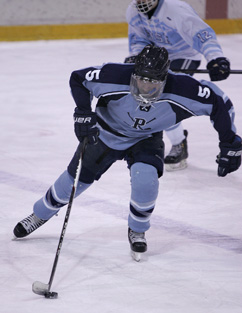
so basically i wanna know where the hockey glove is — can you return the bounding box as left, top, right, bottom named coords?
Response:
left=74, top=110, right=99, bottom=145
left=207, top=57, right=230, bottom=81
left=216, top=135, right=242, bottom=177
left=124, top=55, right=137, bottom=63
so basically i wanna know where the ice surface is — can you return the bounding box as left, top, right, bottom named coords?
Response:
left=0, top=35, right=242, bottom=313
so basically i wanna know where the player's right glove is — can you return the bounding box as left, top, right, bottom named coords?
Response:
left=216, top=135, right=242, bottom=177
left=207, top=57, right=230, bottom=81
left=74, top=109, right=99, bottom=145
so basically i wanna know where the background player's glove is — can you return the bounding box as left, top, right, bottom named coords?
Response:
left=124, top=55, right=137, bottom=63
left=216, top=135, right=242, bottom=177
left=207, top=57, right=230, bottom=81
left=74, top=110, right=99, bottom=145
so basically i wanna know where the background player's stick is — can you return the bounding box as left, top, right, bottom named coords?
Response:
left=32, top=138, right=88, bottom=299
left=173, top=69, right=242, bottom=74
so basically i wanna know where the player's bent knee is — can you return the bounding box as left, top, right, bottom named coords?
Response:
left=130, top=162, right=159, bottom=203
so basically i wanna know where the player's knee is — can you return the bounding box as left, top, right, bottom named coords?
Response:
left=130, top=162, right=159, bottom=203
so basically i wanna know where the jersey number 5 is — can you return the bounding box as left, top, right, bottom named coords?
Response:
left=198, top=86, right=210, bottom=99
left=85, top=69, right=101, bottom=81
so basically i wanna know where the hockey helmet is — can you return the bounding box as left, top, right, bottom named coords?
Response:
left=130, top=44, right=170, bottom=104
left=133, top=0, right=158, bottom=13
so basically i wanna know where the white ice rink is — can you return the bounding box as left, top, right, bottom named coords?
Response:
left=1, top=35, right=242, bottom=313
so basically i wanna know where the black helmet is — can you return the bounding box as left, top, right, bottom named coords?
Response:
left=130, top=45, right=170, bottom=105
left=134, top=44, right=170, bottom=80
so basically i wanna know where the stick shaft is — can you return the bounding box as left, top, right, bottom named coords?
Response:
left=47, top=138, right=88, bottom=291
left=172, top=69, right=242, bottom=74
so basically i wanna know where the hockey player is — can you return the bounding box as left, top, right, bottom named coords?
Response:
left=13, top=45, right=241, bottom=261
left=125, top=0, right=231, bottom=171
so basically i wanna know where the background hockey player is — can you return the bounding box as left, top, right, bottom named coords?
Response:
left=125, top=0, right=231, bottom=171
left=13, top=45, right=241, bottom=261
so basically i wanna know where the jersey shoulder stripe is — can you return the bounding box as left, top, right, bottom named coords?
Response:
left=97, top=92, right=130, bottom=108
left=158, top=99, right=197, bottom=116
left=98, top=91, right=130, bottom=99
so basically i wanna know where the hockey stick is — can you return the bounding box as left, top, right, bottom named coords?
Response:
left=172, top=69, right=242, bottom=74
left=32, top=137, right=88, bottom=299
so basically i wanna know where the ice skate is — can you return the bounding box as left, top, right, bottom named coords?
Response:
left=128, top=228, right=147, bottom=262
left=164, top=130, right=188, bottom=171
left=13, top=213, right=47, bottom=238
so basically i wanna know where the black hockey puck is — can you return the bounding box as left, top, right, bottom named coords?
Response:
left=44, top=291, right=58, bottom=299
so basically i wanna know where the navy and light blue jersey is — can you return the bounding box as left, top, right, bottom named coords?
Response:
left=126, top=0, right=224, bottom=62
left=69, top=63, right=236, bottom=150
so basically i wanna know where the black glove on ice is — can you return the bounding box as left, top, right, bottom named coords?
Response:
left=74, top=111, right=99, bottom=145
left=216, top=135, right=242, bottom=177
left=207, top=57, right=230, bottom=81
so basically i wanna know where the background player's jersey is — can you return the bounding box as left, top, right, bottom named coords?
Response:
left=70, top=63, right=236, bottom=150
left=126, top=0, right=224, bottom=62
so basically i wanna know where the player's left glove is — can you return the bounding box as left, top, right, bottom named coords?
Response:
left=216, top=135, right=242, bottom=177
left=207, top=57, right=230, bottom=81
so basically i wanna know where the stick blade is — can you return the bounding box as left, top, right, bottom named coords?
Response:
left=32, top=281, right=49, bottom=295
left=32, top=281, right=58, bottom=299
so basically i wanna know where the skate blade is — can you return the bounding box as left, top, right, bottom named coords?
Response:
left=165, top=159, right=187, bottom=172
left=12, top=235, right=24, bottom=241
left=131, top=251, right=142, bottom=262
